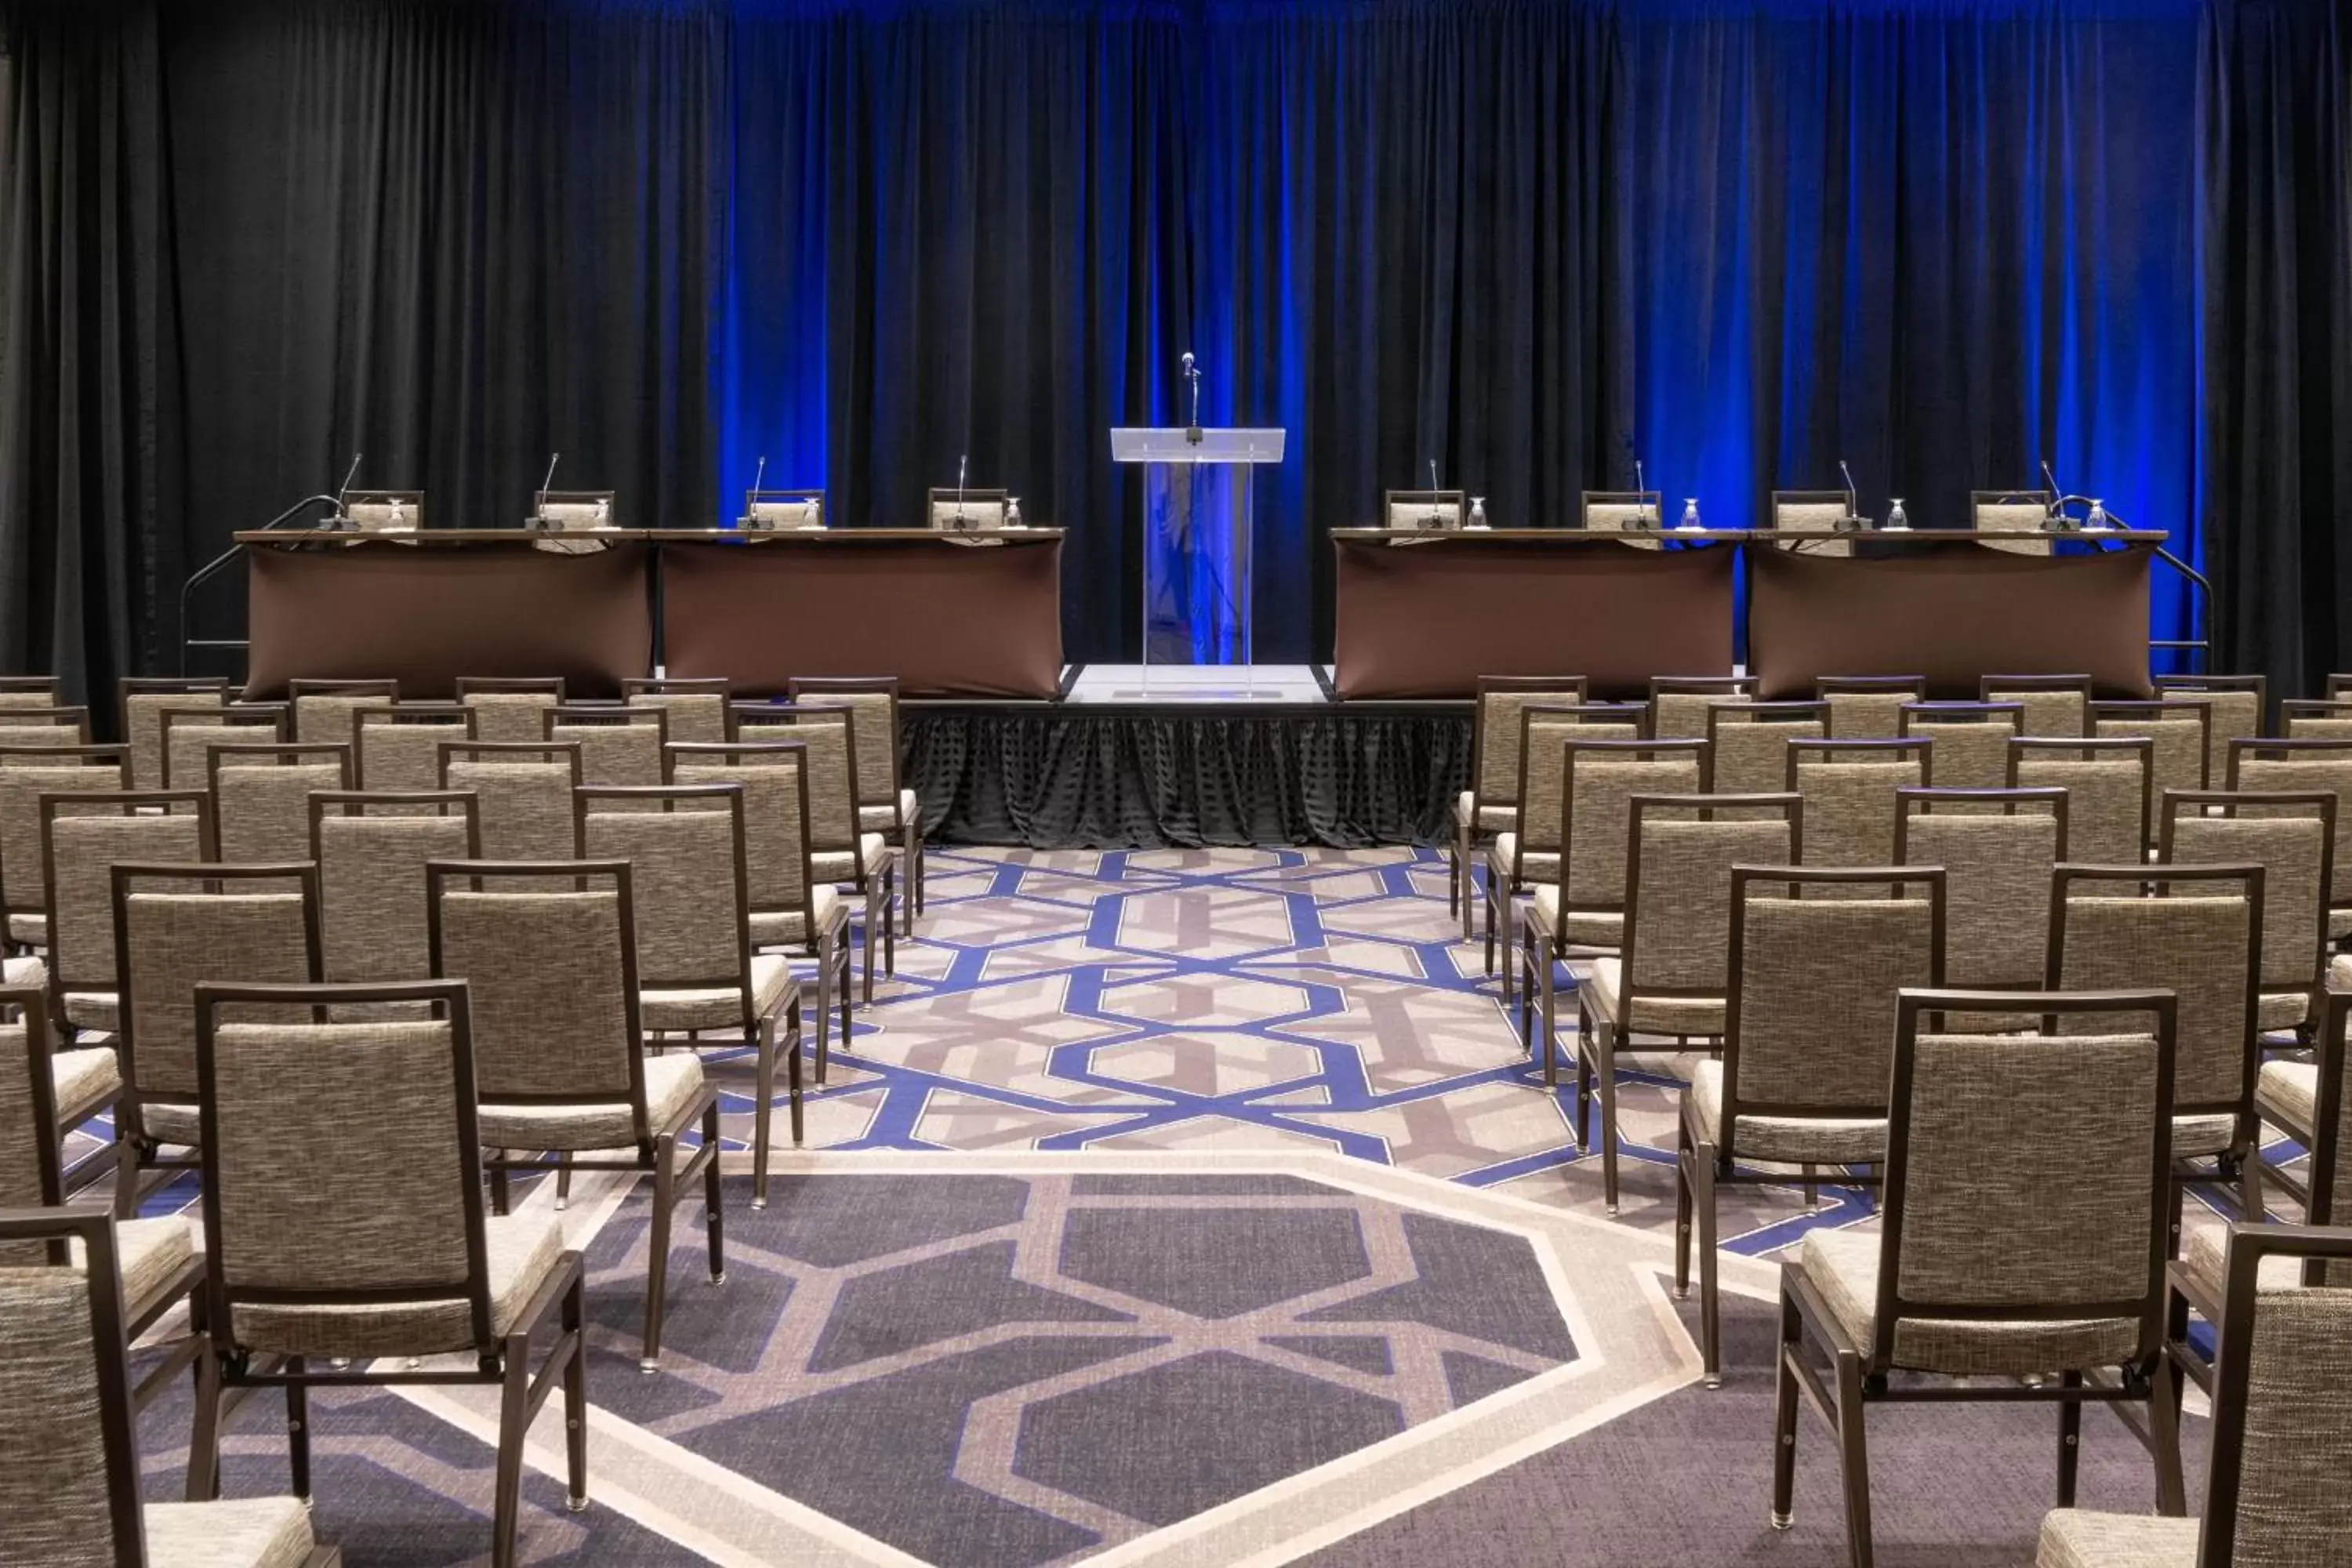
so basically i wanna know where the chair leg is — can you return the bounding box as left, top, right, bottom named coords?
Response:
left=786, top=1001, right=805, bottom=1147
left=1834, top=1351, right=1875, bottom=1568
left=881, top=862, right=898, bottom=977
left=187, top=1344, right=225, bottom=1502
left=836, top=939, right=852, bottom=1054
left=554, top=1152, right=573, bottom=1212
left=1802, top=1164, right=1819, bottom=1207
left=1539, top=942, right=1559, bottom=1087
left=1573, top=1010, right=1594, bottom=1149
left=112, top=1138, right=141, bottom=1219
left=1673, top=1121, right=1695, bottom=1301
left=1770, top=1290, right=1802, bottom=1530
left=2153, top=1305, right=2190, bottom=1516
left=898, top=826, right=917, bottom=935
left=285, top=1356, right=312, bottom=1501
left=492, top=1339, right=532, bottom=1567
left=1597, top=1021, right=1623, bottom=1214
left=2056, top=1370, right=2083, bottom=1507
left=642, top=1133, right=676, bottom=1372
left=562, top=1274, right=589, bottom=1514
left=751, top=1020, right=775, bottom=1210
left=913, top=827, right=926, bottom=916
left=860, top=881, right=880, bottom=1003
left=1457, top=826, right=1474, bottom=940
left=489, top=1156, right=511, bottom=1217
left=1696, top=1147, right=1722, bottom=1381
left=1483, top=873, right=1498, bottom=975
left=702, top=1101, right=726, bottom=1285
left=2236, top=1154, right=2263, bottom=1224
left=812, top=932, right=834, bottom=1085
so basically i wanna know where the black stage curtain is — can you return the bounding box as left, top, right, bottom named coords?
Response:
left=906, top=710, right=1473, bottom=848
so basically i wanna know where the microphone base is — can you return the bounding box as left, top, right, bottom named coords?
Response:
left=1185, top=426, right=1204, bottom=446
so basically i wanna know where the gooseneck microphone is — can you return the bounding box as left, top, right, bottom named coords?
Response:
left=332, top=451, right=363, bottom=528
left=2041, top=459, right=2066, bottom=530
left=532, top=451, right=561, bottom=528
left=1838, top=459, right=1858, bottom=524
left=1635, top=457, right=1653, bottom=528
left=1182, top=353, right=1203, bottom=445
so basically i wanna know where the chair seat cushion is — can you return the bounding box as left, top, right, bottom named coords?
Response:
left=858, top=789, right=920, bottom=833
left=231, top=1210, right=563, bottom=1359
left=5, top=912, right=43, bottom=946
left=2256, top=989, right=2308, bottom=1033
left=642, top=953, right=796, bottom=1033
left=809, top=832, right=889, bottom=885
left=2333, top=951, right=2352, bottom=985
left=2256, top=1058, right=2316, bottom=1138
left=116, top=1217, right=197, bottom=1316
left=145, top=1496, right=319, bottom=1568
left=1489, top=833, right=1559, bottom=886
left=748, top=885, right=846, bottom=949
left=2333, top=909, right=2352, bottom=942
left=140, top=1100, right=201, bottom=1147
left=1690, top=1059, right=1884, bottom=1163
left=2034, top=1509, right=2196, bottom=1568
left=480, top=1052, right=706, bottom=1152
left=50, top=1044, right=119, bottom=1117
left=1, top=953, right=42, bottom=986
left=1454, top=793, right=1515, bottom=833
left=2171, top=1111, right=2243, bottom=1160
left=62, top=991, right=118, bottom=1033
left=1579, top=957, right=1723, bottom=1036
left=1526, top=885, right=1622, bottom=949
left=1799, top=1229, right=2142, bottom=1377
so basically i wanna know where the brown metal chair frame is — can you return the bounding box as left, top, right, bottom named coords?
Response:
left=788, top=676, right=924, bottom=938
left=1451, top=676, right=1592, bottom=937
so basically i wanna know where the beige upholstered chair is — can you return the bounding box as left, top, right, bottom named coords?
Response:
left=668, top=741, right=853, bottom=1075
left=1383, top=489, right=1463, bottom=530
left=2046, top=1214, right=2352, bottom=1565
left=1980, top=673, right=2095, bottom=738
left=338, top=490, right=423, bottom=531
left=1707, top=700, right=1830, bottom=800
left=625, top=677, right=731, bottom=746
left=427, top=860, right=724, bottom=1368
left=309, top=792, right=481, bottom=998
left=1450, top=676, right=1591, bottom=938
left=547, top=704, right=666, bottom=807
left=1787, top=738, right=1928, bottom=882
left=0, top=985, right=205, bottom=1406
left=927, top=487, right=1008, bottom=529
left=2011, top=737, right=2155, bottom=869
left=2051, top=865, right=2265, bottom=1237
left=2226, top=738, right=2352, bottom=944
left=735, top=703, right=895, bottom=998
left=455, top=676, right=568, bottom=744
left=1776, top=988, right=2184, bottom=1566
left=41, top=791, right=212, bottom=1040
left=1769, top=491, right=1857, bottom=556
left=2091, top=700, right=2212, bottom=841
left=1899, top=702, right=2023, bottom=797
left=3, top=973, right=122, bottom=1203
left=2155, top=673, right=2268, bottom=788
left=2160, top=791, right=2333, bottom=1042
left=2331, top=675, right=2352, bottom=701
left=183, top=979, right=584, bottom=1563
left=1579, top=489, right=1664, bottom=547
left=441, top=740, right=583, bottom=864
left=1682, top=866, right=1945, bottom=1383
left=744, top=488, right=826, bottom=531
left=1894, top=787, right=2067, bottom=1014
left=1816, top=676, right=1926, bottom=739
left=285, top=678, right=399, bottom=745
left=352, top=702, right=476, bottom=795
left=0, top=706, right=91, bottom=750
left=2280, top=696, right=2352, bottom=741
left=0, top=1206, right=339, bottom=1566
left=1512, top=736, right=1704, bottom=1030
left=1570, top=795, right=1797, bottom=1214
left=0, top=743, right=126, bottom=952
left=118, top=677, right=228, bottom=788
left=109, top=862, right=321, bottom=1217
left=1485, top=705, right=1646, bottom=987
left=0, top=675, right=61, bottom=706
left=1970, top=488, right=2056, bottom=554
left=788, top=677, right=924, bottom=937
left=2244, top=987, right=2348, bottom=1244
left=208, top=743, right=351, bottom=862
left=158, top=702, right=289, bottom=790
left=576, top=786, right=803, bottom=1207
left=1647, top=676, right=1755, bottom=740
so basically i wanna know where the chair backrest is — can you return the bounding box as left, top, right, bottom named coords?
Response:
left=2050, top=865, right=2260, bottom=1123
left=2280, top=698, right=2352, bottom=742
left=2227, top=739, right=2352, bottom=904
left=1468, top=677, right=1590, bottom=811
left=1788, top=738, right=1928, bottom=881
left=1979, top=673, right=2092, bottom=737
left=1618, top=795, right=1797, bottom=1017
left=209, top=742, right=351, bottom=863
left=2160, top=791, right=2333, bottom=995
left=2009, top=736, right=2153, bottom=868
left=439, top=742, right=583, bottom=862
left=666, top=742, right=814, bottom=929
left=786, top=677, right=902, bottom=810
left=744, top=488, right=826, bottom=530
left=2297, top=991, right=2352, bottom=1276
left=0, top=706, right=92, bottom=750
left=2191, top=1220, right=2352, bottom=1566
left=2154, top=673, right=2267, bottom=786
left=1900, top=702, right=2023, bottom=796
left=1969, top=491, right=2056, bottom=554
left=114, top=862, right=322, bottom=1120
left=342, top=491, right=423, bottom=531
left=1647, top=676, right=1755, bottom=741
left=427, top=862, right=648, bottom=1134
left=928, top=487, right=1008, bottom=529
left=623, top=678, right=731, bottom=746
left=1816, top=676, right=1926, bottom=739
left=192, top=980, right=499, bottom=1356
left=1875, top=988, right=2175, bottom=1375
left=0, top=983, right=69, bottom=1218
left=2091, top=699, right=2212, bottom=828
left=1555, top=739, right=1708, bottom=910
left=1707, top=700, right=1830, bottom=799
left=0, top=746, right=126, bottom=922
left=1512, top=704, right=1645, bottom=866
left=1719, top=866, right=1945, bottom=1145
left=546, top=704, right=666, bottom=800
left=1895, top=788, right=2067, bottom=991
left=158, top=702, right=289, bottom=789
left=286, top=677, right=399, bottom=744
left=310, top=792, right=481, bottom=990
left=119, top=677, right=228, bottom=789
left=455, top=676, right=568, bottom=744
left=354, top=703, right=476, bottom=795
left=576, top=786, right=753, bottom=997
left=533, top=490, right=614, bottom=530
left=0, top=676, right=62, bottom=707
left=0, top=1207, right=148, bottom=1564
left=1579, top=491, right=1661, bottom=532
left=736, top=704, right=859, bottom=855
left=1383, top=489, right=1462, bottom=530
left=42, top=793, right=212, bottom=1002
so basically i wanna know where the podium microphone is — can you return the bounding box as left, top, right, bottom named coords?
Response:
left=1635, top=457, right=1652, bottom=528
left=331, top=451, right=362, bottom=529
left=2040, top=459, right=2067, bottom=531
left=955, top=453, right=970, bottom=529
left=1839, top=459, right=1859, bottom=530
left=1182, top=353, right=1203, bottom=445
left=532, top=451, right=561, bottom=528
left=1428, top=457, right=1443, bottom=528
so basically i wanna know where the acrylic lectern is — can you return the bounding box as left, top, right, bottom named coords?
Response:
left=1110, top=426, right=1287, bottom=670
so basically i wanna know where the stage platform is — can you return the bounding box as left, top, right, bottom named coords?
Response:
left=902, top=664, right=1471, bottom=850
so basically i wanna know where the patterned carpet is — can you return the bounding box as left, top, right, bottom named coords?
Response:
left=119, top=846, right=2243, bottom=1565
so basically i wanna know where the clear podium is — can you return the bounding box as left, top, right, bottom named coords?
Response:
left=1111, top=427, right=1287, bottom=671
